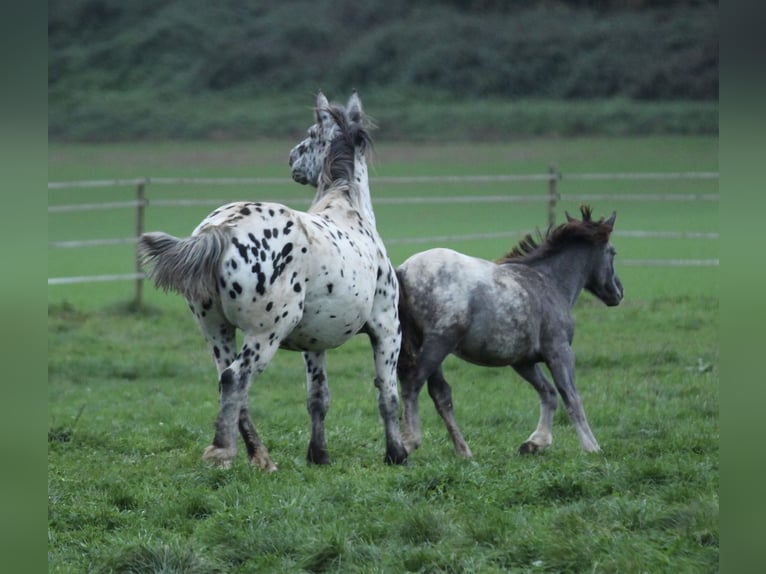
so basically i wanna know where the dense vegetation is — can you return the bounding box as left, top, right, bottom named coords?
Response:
left=48, top=0, right=718, bottom=141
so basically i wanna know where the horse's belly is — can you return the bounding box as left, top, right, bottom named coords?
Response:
left=280, top=293, right=373, bottom=351
left=454, top=329, right=535, bottom=367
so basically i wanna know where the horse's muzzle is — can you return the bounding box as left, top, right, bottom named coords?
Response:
left=605, top=276, right=624, bottom=306
left=291, top=168, right=309, bottom=185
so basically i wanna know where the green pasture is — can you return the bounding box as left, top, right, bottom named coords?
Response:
left=49, top=136, right=718, bottom=572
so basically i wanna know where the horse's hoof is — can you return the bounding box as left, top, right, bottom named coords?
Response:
left=402, top=438, right=421, bottom=454
left=385, top=443, right=409, bottom=465
left=307, top=445, right=331, bottom=465
left=455, top=446, right=474, bottom=459
left=249, top=450, right=278, bottom=472
left=518, top=441, right=543, bottom=455
left=203, top=445, right=235, bottom=468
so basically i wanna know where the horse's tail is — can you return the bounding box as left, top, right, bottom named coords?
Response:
left=137, top=227, right=232, bottom=302
left=396, top=268, right=422, bottom=381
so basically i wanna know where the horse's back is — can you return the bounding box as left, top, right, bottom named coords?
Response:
left=197, top=200, right=385, bottom=350
left=398, top=248, right=544, bottom=366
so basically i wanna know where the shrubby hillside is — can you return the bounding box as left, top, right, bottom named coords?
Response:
left=48, top=0, right=718, bottom=140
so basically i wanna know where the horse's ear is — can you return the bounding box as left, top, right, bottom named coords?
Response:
left=316, top=91, right=329, bottom=111
left=565, top=211, right=576, bottom=222
left=315, top=92, right=333, bottom=133
left=604, top=211, right=617, bottom=229
left=347, top=90, right=363, bottom=123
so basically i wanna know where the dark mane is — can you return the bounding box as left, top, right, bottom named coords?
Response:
left=319, top=104, right=374, bottom=190
left=496, top=205, right=613, bottom=264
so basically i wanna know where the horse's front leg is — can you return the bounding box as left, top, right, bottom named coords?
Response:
left=303, top=351, right=331, bottom=465
left=512, top=363, right=558, bottom=454
left=546, top=345, right=601, bottom=453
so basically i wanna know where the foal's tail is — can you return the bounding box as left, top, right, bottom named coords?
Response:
left=137, top=227, right=232, bottom=302
left=396, top=269, right=423, bottom=381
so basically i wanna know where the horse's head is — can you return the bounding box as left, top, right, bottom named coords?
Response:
left=289, top=91, right=367, bottom=188
left=577, top=210, right=624, bottom=307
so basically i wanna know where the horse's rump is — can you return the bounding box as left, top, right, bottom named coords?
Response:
left=396, top=268, right=423, bottom=379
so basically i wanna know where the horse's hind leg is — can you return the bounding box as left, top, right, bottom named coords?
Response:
left=400, top=373, right=426, bottom=454
left=366, top=313, right=408, bottom=464
left=427, top=366, right=472, bottom=458
left=238, top=405, right=277, bottom=471
left=188, top=298, right=237, bottom=384
left=512, top=363, right=558, bottom=454
left=191, top=300, right=272, bottom=467
left=400, top=333, right=456, bottom=454
left=204, top=333, right=281, bottom=470
left=303, top=351, right=331, bottom=465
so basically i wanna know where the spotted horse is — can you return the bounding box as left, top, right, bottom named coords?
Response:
left=138, top=91, right=407, bottom=470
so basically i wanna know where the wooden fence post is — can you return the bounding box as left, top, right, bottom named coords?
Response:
left=134, top=179, right=147, bottom=309
left=547, top=163, right=559, bottom=228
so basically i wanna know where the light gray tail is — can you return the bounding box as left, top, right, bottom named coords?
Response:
left=137, top=227, right=232, bottom=302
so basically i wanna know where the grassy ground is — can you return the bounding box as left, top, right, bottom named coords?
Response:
left=48, top=136, right=718, bottom=572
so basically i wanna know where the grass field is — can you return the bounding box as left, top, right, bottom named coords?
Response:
left=48, top=136, right=718, bottom=572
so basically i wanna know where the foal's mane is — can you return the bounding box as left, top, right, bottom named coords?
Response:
left=319, top=104, right=374, bottom=191
left=497, top=205, right=613, bottom=264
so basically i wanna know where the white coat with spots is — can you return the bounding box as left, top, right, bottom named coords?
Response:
left=138, top=92, right=407, bottom=470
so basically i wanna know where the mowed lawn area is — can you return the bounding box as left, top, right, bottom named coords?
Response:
left=49, top=136, right=718, bottom=573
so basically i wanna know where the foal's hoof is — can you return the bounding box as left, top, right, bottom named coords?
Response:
left=385, top=443, right=409, bottom=465
left=402, top=439, right=421, bottom=455
left=518, top=441, right=544, bottom=455
left=203, top=445, right=236, bottom=468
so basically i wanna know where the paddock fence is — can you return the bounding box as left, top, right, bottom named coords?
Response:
left=48, top=169, right=719, bottom=307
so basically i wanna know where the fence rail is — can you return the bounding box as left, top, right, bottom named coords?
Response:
left=47, top=171, right=719, bottom=191
left=48, top=170, right=719, bottom=304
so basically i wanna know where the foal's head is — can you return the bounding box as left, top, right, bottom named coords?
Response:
left=500, top=205, right=624, bottom=306
left=289, top=91, right=372, bottom=189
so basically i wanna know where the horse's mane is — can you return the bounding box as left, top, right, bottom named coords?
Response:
left=319, top=104, right=374, bottom=192
left=496, top=205, right=613, bottom=264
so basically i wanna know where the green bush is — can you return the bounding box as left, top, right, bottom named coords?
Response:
left=48, top=0, right=718, bottom=140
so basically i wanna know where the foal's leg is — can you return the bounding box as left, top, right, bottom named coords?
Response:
left=400, top=333, right=456, bottom=454
left=546, top=345, right=600, bottom=453
left=203, top=333, right=280, bottom=470
left=303, top=351, right=331, bottom=465
left=427, top=366, right=472, bottom=458
left=512, top=363, right=558, bottom=454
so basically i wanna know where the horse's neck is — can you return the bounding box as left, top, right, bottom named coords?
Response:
left=529, top=248, right=590, bottom=308
left=312, top=151, right=376, bottom=227
left=353, top=154, right=376, bottom=227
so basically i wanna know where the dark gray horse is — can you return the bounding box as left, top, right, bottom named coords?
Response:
left=396, top=205, right=623, bottom=458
